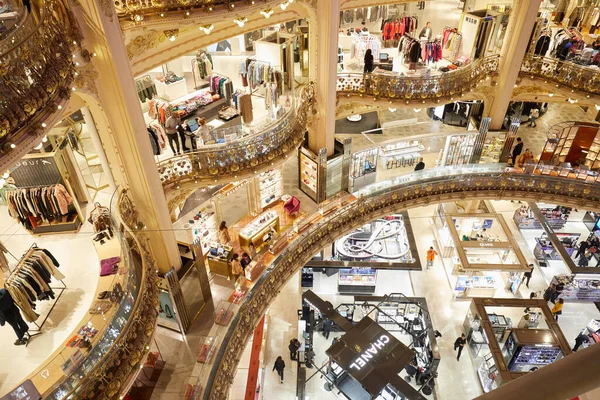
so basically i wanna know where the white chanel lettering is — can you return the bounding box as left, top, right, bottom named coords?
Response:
left=349, top=334, right=391, bottom=371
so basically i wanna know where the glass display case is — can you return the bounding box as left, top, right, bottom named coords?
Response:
left=350, top=148, right=378, bottom=192
left=188, top=205, right=218, bottom=256
left=299, top=148, right=318, bottom=200
left=477, top=353, right=498, bottom=393
left=337, top=268, right=377, bottom=294
left=380, top=140, right=424, bottom=170
left=238, top=210, right=280, bottom=249
left=552, top=274, right=600, bottom=301
left=480, top=133, right=506, bottom=164
left=258, top=169, right=283, bottom=210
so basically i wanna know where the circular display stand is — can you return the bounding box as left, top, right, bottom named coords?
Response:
left=346, top=114, right=363, bottom=122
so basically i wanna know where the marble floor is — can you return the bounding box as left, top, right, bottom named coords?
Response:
left=0, top=188, right=113, bottom=396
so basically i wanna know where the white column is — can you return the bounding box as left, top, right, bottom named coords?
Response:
left=308, top=0, right=340, bottom=156
left=488, top=0, right=540, bottom=130
left=81, top=106, right=116, bottom=192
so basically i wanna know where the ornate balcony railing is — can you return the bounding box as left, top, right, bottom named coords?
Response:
left=520, top=55, right=600, bottom=96
left=201, top=163, right=600, bottom=399
left=336, top=55, right=499, bottom=101
left=116, top=0, right=284, bottom=18
left=0, top=0, right=80, bottom=166
left=7, top=190, right=159, bottom=399
left=158, top=83, right=314, bottom=192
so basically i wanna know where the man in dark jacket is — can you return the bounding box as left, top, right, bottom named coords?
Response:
left=322, top=318, right=333, bottom=339
left=288, top=338, right=300, bottom=360
left=573, top=332, right=591, bottom=351
left=523, top=264, right=534, bottom=288
left=414, top=158, right=425, bottom=171
left=454, top=333, right=466, bottom=361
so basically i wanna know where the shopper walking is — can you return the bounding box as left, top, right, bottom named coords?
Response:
left=454, top=333, right=467, bottom=361
left=426, top=246, right=438, bottom=269
left=575, top=239, right=590, bottom=260
left=543, top=283, right=557, bottom=303
left=523, top=264, right=534, bottom=288
left=322, top=318, right=333, bottom=339
left=528, top=108, right=540, bottom=127
left=288, top=339, right=301, bottom=360
left=573, top=331, right=591, bottom=351
left=578, top=252, right=590, bottom=267
left=551, top=298, right=564, bottom=321
left=511, top=137, right=524, bottom=166
left=363, top=49, right=374, bottom=73
left=272, top=356, right=285, bottom=383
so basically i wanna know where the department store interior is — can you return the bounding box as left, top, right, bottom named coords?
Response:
left=1, top=0, right=600, bottom=399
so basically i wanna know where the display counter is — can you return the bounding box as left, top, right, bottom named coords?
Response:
left=552, top=274, right=600, bottom=301
left=514, top=205, right=571, bottom=230
left=155, top=77, right=188, bottom=101
left=533, top=232, right=579, bottom=262
left=207, top=243, right=233, bottom=278
left=238, top=210, right=280, bottom=250
left=455, top=275, right=497, bottom=298
left=337, top=268, right=377, bottom=294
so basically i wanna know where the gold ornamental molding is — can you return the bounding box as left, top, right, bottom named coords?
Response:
left=201, top=167, right=600, bottom=399
left=0, top=0, right=82, bottom=172
left=159, top=83, right=315, bottom=214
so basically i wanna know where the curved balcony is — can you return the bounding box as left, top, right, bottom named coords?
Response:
left=116, top=0, right=287, bottom=20
left=520, top=55, right=600, bottom=96
left=202, top=163, right=600, bottom=399
left=336, top=55, right=499, bottom=101
left=7, top=190, right=159, bottom=399
left=0, top=0, right=79, bottom=170
left=158, top=84, right=314, bottom=199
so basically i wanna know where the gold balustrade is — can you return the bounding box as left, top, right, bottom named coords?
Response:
left=201, top=164, right=600, bottom=399
left=116, top=0, right=284, bottom=18
left=0, top=0, right=80, bottom=163
left=520, top=55, right=600, bottom=96
left=336, top=55, right=499, bottom=101
left=158, top=83, right=314, bottom=191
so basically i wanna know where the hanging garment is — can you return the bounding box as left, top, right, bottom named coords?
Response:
left=239, top=94, right=254, bottom=124
left=4, top=248, right=62, bottom=322
left=534, top=35, right=551, bottom=56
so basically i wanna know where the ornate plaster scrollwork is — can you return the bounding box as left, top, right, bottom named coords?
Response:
left=74, top=63, right=100, bottom=98
left=126, top=30, right=167, bottom=59
left=98, top=0, right=114, bottom=21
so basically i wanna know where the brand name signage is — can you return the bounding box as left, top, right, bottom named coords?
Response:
left=349, top=334, right=391, bottom=370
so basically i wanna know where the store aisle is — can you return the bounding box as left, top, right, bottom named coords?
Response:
left=408, top=206, right=483, bottom=400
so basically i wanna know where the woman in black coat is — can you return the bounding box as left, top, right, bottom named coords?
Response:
left=273, top=356, right=286, bottom=383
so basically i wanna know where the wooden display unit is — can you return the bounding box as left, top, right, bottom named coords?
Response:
left=207, top=243, right=233, bottom=278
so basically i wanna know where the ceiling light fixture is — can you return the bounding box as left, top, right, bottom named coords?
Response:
left=2, top=172, right=9, bottom=179
left=260, top=8, right=274, bottom=18
left=548, top=92, right=554, bottom=97
left=413, top=108, right=422, bottom=113
left=568, top=98, right=576, bottom=104
left=35, top=142, right=43, bottom=150
left=42, top=136, right=47, bottom=143
left=388, top=107, right=396, bottom=112
left=200, top=24, right=214, bottom=34
left=595, top=104, right=600, bottom=111
left=280, top=0, right=292, bottom=10
left=234, top=17, right=248, bottom=27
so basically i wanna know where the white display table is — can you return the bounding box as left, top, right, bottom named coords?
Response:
left=155, top=78, right=188, bottom=101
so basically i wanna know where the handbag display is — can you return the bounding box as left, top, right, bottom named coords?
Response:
left=100, top=256, right=120, bottom=276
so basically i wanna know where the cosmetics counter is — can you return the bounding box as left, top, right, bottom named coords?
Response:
left=577, top=319, right=600, bottom=350
left=463, top=298, right=572, bottom=393
left=349, top=148, right=378, bottom=192
left=551, top=274, right=600, bottom=301
left=513, top=205, right=572, bottom=230
left=533, top=232, right=580, bottom=263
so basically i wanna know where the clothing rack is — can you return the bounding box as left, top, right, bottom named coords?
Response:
left=6, top=244, right=67, bottom=333
left=246, top=58, right=272, bottom=98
